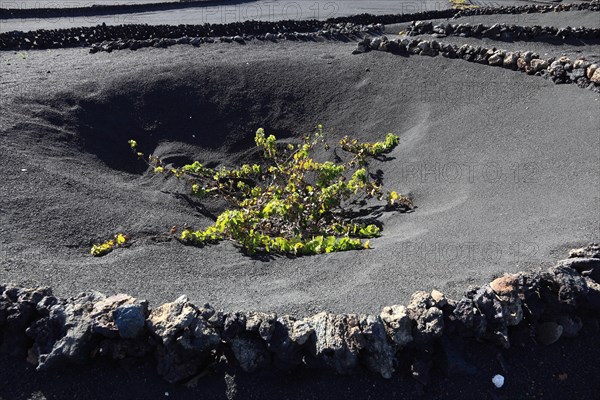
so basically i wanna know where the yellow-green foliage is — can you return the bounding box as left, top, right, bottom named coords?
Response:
left=130, top=125, right=413, bottom=256
left=449, top=0, right=479, bottom=10
left=91, top=233, right=129, bottom=257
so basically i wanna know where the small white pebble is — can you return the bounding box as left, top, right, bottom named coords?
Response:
left=492, top=374, right=505, bottom=388
left=21, top=168, right=27, bottom=172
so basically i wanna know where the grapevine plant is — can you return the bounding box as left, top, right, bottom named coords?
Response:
left=128, top=125, right=413, bottom=256
left=449, top=0, right=479, bottom=10
left=91, top=233, right=129, bottom=257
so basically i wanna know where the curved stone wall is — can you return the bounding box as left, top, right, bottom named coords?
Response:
left=352, top=36, right=600, bottom=91
left=406, top=21, right=600, bottom=42
left=1, top=244, right=599, bottom=383
left=1, top=1, right=599, bottom=51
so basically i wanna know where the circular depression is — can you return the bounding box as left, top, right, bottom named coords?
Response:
left=0, top=41, right=598, bottom=316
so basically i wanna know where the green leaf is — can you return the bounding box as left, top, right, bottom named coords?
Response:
left=128, top=127, right=410, bottom=257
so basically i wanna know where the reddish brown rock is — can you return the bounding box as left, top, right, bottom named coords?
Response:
left=490, top=275, right=519, bottom=296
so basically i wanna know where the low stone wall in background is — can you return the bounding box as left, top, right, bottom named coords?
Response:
left=1, top=1, right=599, bottom=51
left=0, top=0, right=254, bottom=19
left=406, top=21, right=600, bottom=42
left=352, top=36, right=600, bottom=91
left=85, top=23, right=383, bottom=53
left=1, top=244, right=599, bottom=383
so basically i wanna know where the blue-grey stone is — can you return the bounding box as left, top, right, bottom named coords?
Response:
left=114, top=304, right=145, bottom=339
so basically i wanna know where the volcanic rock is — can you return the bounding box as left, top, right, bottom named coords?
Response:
left=358, top=314, right=395, bottom=379
left=569, top=243, right=600, bottom=259
left=407, top=292, right=444, bottom=343
left=146, top=295, right=197, bottom=345
left=380, top=305, right=413, bottom=347
left=537, top=322, right=563, bottom=345
left=28, top=291, right=106, bottom=369
left=488, top=54, right=503, bottom=66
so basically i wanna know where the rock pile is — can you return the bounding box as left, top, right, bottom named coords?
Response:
left=87, top=23, right=383, bottom=53
left=1, top=244, right=599, bottom=383
left=326, top=0, right=600, bottom=27
left=1, top=1, right=599, bottom=51
left=352, top=36, right=600, bottom=90
left=407, top=21, right=600, bottom=42
left=453, top=0, right=600, bottom=18
left=0, top=20, right=323, bottom=51
left=2, top=0, right=597, bottom=21
left=0, top=21, right=384, bottom=52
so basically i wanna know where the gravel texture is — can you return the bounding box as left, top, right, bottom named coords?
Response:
left=1, top=38, right=598, bottom=317
left=1, top=3, right=599, bottom=399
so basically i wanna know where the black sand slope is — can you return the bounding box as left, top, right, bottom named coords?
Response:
left=1, top=39, right=598, bottom=317
left=1, top=4, right=600, bottom=400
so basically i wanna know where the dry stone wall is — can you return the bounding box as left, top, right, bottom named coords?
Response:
left=1, top=1, right=599, bottom=51
left=1, top=244, right=599, bottom=383
left=352, top=36, right=600, bottom=91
